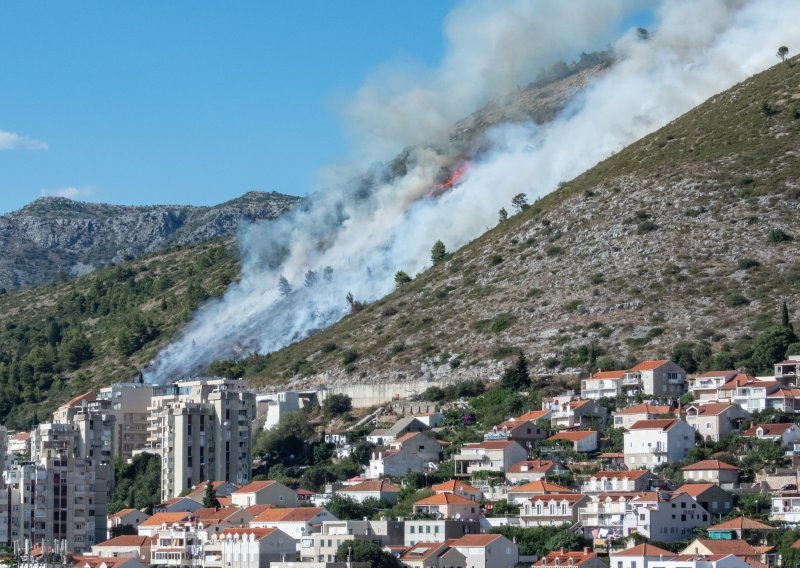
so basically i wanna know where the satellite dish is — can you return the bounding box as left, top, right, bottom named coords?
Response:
left=454, top=513, right=461, bottom=520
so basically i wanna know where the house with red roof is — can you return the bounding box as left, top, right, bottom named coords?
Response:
left=107, top=509, right=151, bottom=539
left=715, top=374, right=783, bottom=412
left=516, top=409, right=552, bottom=423
left=413, top=492, right=480, bottom=520
left=184, top=480, right=239, bottom=504
left=206, top=527, right=297, bottom=568
left=398, top=541, right=464, bottom=568
left=389, top=431, right=444, bottom=462
left=505, top=459, right=569, bottom=484
left=7, top=431, right=31, bottom=454
left=580, top=470, right=660, bottom=494
left=578, top=491, right=660, bottom=541
left=675, top=483, right=734, bottom=516
left=449, top=534, right=518, bottom=568
left=680, top=539, right=766, bottom=565
left=741, top=422, right=800, bottom=448
left=519, top=493, right=589, bottom=527
left=453, top=440, right=527, bottom=477
left=338, top=479, right=402, bottom=505
left=547, top=430, right=598, bottom=452
left=609, top=543, right=677, bottom=568
left=230, top=480, right=298, bottom=508
left=624, top=418, right=695, bottom=470
left=775, top=354, right=800, bottom=383
left=612, top=402, right=673, bottom=429
left=581, top=369, right=626, bottom=400
left=485, top=418, right=548, bottom=444
left=534, top=547, right=605, bottom=568
left=91, top=535, right=152, bottom=560
left=546, top=399, right=608, bottom=429
left=151, top=496, right=203, bottom=514
left=707, top=516, right=775, bottom=541
left=621, top=359, right=687, bottom=398
left=684, top=402, right=749, bottom=442
left=681, top=460, right=740, bottom=485
left=136, top=512, right=193, bottom=537
left=690, top=370, right=739, bottom=400
left=431, top=479, right=482, bottom=502
left=507, top=480, right=574, bottom=503
left=249, top=507, right=337, bottom=539
left=655, top=554, right=750, bottom=567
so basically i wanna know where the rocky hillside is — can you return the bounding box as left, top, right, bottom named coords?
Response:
left=240, top=58, right=800, bottom=389
left=0, top=191, right=298, bottom=290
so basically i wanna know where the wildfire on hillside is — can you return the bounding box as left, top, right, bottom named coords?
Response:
left=428, top=161, right=470, bottom=198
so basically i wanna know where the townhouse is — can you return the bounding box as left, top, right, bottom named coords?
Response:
left=624, top=418, right=695, bottom=469
left=547, top=430, right=598, bottom=452
left=581, top=370, right=626, bottom=400
left=505, top=459, right=569, bottom=484
left=413, top=493, right=480, bottom=520
left=453, top=440, right=527, bottom=477
left=741, top=422, right=800, bottom=448
left=580, top=470, right=660, bottom=494
left=684, top=402, right=749, bottom=442
left=612, top=403, right=672, bottom=430
left=519, top=493, right=589, bottom=527
left=620, top=360, right=687, bottom=398
left=681, top=460, right=740, bottom=485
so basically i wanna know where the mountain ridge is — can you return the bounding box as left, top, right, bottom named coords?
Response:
left=0, top=190, right=299, bottom=290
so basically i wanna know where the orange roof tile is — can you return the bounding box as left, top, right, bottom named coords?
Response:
left=218, top=527, right=279, bottom=540
left=674, top=483, right=724, bottom=497
left=588, top=370, right=626, bottom=380
left=613, top=543, right=675, bottom=557
left=627, top=418, right=680, bottom=431
left=94, top=535, right=151, bottom=547
left=615, top=403, right=671, bottom=415
left=630, top=360, right=671, bottom=371
left=535, top=550, right=599, bottom=566
left=517, top=410, right=550, bottom=421
left=59, top=391, right=96, bottom=409
left=463, top=440, right=517, bottom=450
left=506, top=459, right=557, bottom=473
left=591, top=470, right=651, bottom=480
left=340, top=480, right=401, bottom=493
left=509, top=480, right=572, bottom=494
left=450, top=534, right=503, bottom=547
left=528, top=493, right=587, bottom=504
left=708, top=516, right=775, bottom=531
left=139, top=512, right=191, bottom=526
left=681, top=460, right=740, bottom=471
left=548, top=430, right=596, bottom=442
left=431, top=480, right=480, bottom=493
left=251, top=507, right=325, bottom=523
left=685, top=402, right=738, bottom=416
left=234, top=480, right=279, bottom=494
left=742, top=423, right=798, bottom=437
left=687, top=539, right=760, bottom=556
left=414, top=493, right=476, bottom=506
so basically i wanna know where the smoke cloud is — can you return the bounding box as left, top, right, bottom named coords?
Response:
left=144, top=0, right=800, bottom=383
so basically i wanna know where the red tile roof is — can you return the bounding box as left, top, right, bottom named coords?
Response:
left=697, top=370, right=738, bottom=378
left=535, top=550, right=599, bottom=566
left=615, top=403, right=671, bottom=415
left=630, top=360, right=671, bottom=371
left=627, top=418, right=681, bottom=431
left=218, top=527, right=279, bottom=541
left=94, top=535, right=151, bottom=547
left=591, top=470, right=651, bottom=480
left=708, top=516, right=774, bottom=531
left=414, top=493, right=476, bottom=506
left=450, top=534, right=503, bottom=547
left=742, top=423, right=798, bottom=437
left=463, top=440, right=517, bottom=450
left=399, top=542, right=448, bottom=561
left=717, top=374, right=767, bottom=390
left=139, top=512, right=191, bottom=526
left=681, top=459, right=739, bottom=471
left=509, top=480, right=572, bottom=494
left=588, top=370, right=626, bottom=380
left=59, top=391, right=96, bottom=409
left=674, top=483, right=724, bottom=497
left=613, top=543, right=675, bottom=557
left=685, top=539, right=760, bottom=556
left=548, top=430, right=596, bottom=442
left=506, top=459, right=557, bottom=473
left=685, top=402, right=737, bottom=416
left=517, top=410, right=551, bottom=421
left=431, top=480, right=480, bottom=493
left=340, top=480, right=401, bottom=493
left=234, top=480, right=279, bottom=494
left=251, top=507, right=326, bottom=523
left=528, top=493, right=587, bottom=504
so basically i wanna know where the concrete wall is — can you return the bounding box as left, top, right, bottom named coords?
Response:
left=325, top=380, right=451, bottom=408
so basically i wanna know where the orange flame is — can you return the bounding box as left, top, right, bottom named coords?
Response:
left=428, top=162, right=469, bottom=197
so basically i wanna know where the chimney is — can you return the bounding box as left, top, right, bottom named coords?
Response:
left=560, top=548, right=564, bottom=555
left=583, top=547, right=590, bottom=554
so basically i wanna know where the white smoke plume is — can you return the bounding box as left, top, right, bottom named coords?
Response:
left=144, top=0, right=800, bottom=383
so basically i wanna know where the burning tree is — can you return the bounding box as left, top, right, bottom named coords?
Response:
left=346, top=292, right=365, bottom=314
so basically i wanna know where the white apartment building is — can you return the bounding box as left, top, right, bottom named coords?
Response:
left=624, top=419, right=695, bottom=470
left=146, top=378, right=256, bottom=500
left=620, top=360, right=687, bottom=398
left=581, top=370, right=625, bottom=400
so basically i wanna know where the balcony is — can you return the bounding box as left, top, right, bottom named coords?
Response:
left=667, top=377, right=685, bottom=384
left=622, top=378, right=641, bottom=386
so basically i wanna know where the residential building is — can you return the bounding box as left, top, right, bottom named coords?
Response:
left=547, top=430, right=598, bottom=452
left=519, top=493, right=589, bottom=527
left=413, top=493, right=480, bottom=520
left=431, top=480, right=482, bottom=502
left=368, top=447, right=430, bottom=479
left=624, top=491, right=712, bottom=542
left=581, top=370, right=626, bottom=400
left=675, top=484, right=734, bottom=518
left=715, top=375, right=781, bottom=412
left=7, top=431, right=30, bottom=455
left=184, top=480, right=239, bottom=504
left=453, top=440, right=527, bottom=477
left=249, top=507, right=337, bottom=539
left=580, top=470, right=659, bottom=494
left=298, top=519, right=404, bottom=562
left=366, top=417, right=429, bottom=445
left=690, top=371, right=738, bottom=401
left=620, top=360, right=687, bottom=398
left=338, top=480, right=401, bottom=505
left=136, top=512, right=192, bottom=537
left=684, top=403, right=749, bottom=442
left=389, top=432, right=443, bottom=462
left=741, top=422, right=800, bottom=448
left=546, top=399, right=608, bottom=429
left=91, top=535, right=152, bottom=560
left=505, top=459, right=569, bottom=484
left=775, top=354, right=800, bottom=383
left=610, top=543, right=677, bottom=568
left=152, top=496, right=203, bottom=513
left=771, top=491, right=800, bottom=523
left=624, top=418, right=695, bottom=469
left=534, top=548, right=605, bottom=568
left=647, top=555, right=750, bottom=568
left=449, top=534, right=518, bottom=568
left=507, top=480, right=573, bottom=504
left=681, top=460, right=740, bottom=485
left=95, top=383, right=155, bottom=462
left=612, top=403, right=672, bottom=429
left=516, top=409, right=552, bottom=423
left=145, top=378, right=257, bottom=500
left=207, top=527, right=297, bottom=568
left=259, top=391, right=302, bottom=430
left=414, top=412, right=444, bottom=428
left=680, top=539, right=764, bottom=565
left=230, top=480, right=298, bottom=508
left=404, top=519, right=480, bottom=546
left=107, top=509, right=151, bottom=538
left=579, top=492, right=660, bottom=542
left=484, top=419, right=547, bottom=445
left=706, top=516, right=776, bottom=541
left=398, top=541, right=461, bottom=568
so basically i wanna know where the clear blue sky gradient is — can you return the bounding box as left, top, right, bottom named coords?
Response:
left=0, top=2, right=459, bottom=213
left=0, top=2, right=651, bottom=215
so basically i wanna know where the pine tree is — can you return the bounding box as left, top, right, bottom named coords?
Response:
left=431, top=240, right=447, bottom=266
left=498, top=207, right=508, bottom=223
left=782, top=301, right=792, bottom=330
left=203, top=480, right=220, bottom=508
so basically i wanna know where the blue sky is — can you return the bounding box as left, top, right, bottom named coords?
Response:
left=0, top=2, right=459, bottom=214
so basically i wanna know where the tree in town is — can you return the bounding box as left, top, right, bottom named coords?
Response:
left=202, top=480, right=220, bottom=508
left=749, top=325, right=797, bottom=374
left=335, top=540, right=401, bottom=568
left=322, top=393, right=352, bottom=418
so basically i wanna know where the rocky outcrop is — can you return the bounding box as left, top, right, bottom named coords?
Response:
left=0, top=191, right=299, bottom=289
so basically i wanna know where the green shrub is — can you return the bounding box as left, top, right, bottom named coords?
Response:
left=768, top=228, right=792, bottom=243
left=563, top=300, right=582, bottom=313
left=320, top=342, right=337, bottom=353
left=637, top=220, right=658, bottom=233
left=590, top=273, right=604, bottom=285
left=489, top=254, right=503, bottom=266
left=726, top=293, right=750, bottom=307
left=341, top=349, right=359, bottom=365
left=737, top=258, right=760, bottom=270
left=545, top=246, right=563, bottom=257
